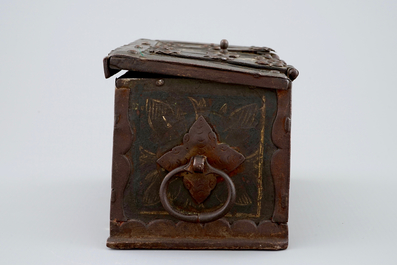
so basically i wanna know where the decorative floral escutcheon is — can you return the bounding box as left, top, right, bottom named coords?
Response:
left=157, top=116, right=245, bottom=205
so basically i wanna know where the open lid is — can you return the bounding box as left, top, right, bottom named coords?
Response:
left=103, top=39, right=299, bottom=90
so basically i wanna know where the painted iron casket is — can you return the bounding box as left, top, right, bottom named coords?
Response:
left=103, top=39, right=299, bottom=250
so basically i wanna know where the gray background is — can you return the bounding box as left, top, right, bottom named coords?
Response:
left=1, top=0, right=396, bottom=264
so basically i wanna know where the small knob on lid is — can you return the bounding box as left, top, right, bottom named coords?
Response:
left=220, top=39, right=228, bottom=53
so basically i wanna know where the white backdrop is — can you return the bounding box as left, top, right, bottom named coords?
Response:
left=1, top=0, right=396, bottom=264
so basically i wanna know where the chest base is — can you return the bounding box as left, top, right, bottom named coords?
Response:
left=107, top=219, right=288, bottom=250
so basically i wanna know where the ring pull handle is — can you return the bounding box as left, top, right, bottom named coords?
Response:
left=159, top=155, right=236, bottom=223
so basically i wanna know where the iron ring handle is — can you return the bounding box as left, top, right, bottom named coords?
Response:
left=159, top=158, right=236, bottom=223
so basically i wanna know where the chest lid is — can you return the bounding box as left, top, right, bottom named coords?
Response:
left=104, top=39, right=299, bottom=90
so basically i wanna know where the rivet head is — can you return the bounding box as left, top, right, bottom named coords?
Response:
left=287, top=67, right=299, bottom=81
left=156, top=79, right=165, bottom=86
left=220, top=39, right=229, bottom=50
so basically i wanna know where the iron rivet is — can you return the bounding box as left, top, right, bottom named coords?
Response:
left=156, top=79, right=165, bottom=86
left=220, top=39, right=229, bottom=54
left=220, top=39, right=229, bottom=50
left=285, top=117, right=291, bottom=133
left=287, top=67, right=299, bottom=81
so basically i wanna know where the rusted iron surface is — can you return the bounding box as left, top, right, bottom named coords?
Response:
left=104, top=39, right=299, bottom=89
left=271, top=88, right=292, bottom=223
left=159, top=156, right=236, bottom=223
left=157, top=115, right=245, bottom=173
left=108, top=57, right=290, bottom=90
left=105, top=38, right=298, bottom=249
left=114, top=77, right=277, bottom=224
left=107, top=219, right=288, bottom=250
left=156, top=116, right=246, bottom=222
left=110, top=88, right=132, bottom=221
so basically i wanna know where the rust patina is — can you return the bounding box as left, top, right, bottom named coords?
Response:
left=104, top=39, right=298, bottom=250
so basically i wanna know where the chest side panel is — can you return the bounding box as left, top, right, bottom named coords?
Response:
left=118, top=78, right=278, bottom=223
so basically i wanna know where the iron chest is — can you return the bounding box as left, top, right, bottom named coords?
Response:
left=103, top=39, right=299, bottom=250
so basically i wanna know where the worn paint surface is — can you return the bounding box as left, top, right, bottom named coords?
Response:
left=118, top=77, right=278, bottom=224
left=104, top=39, right=298, bottom=89
left=105, top=36, right=298, bottom=249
